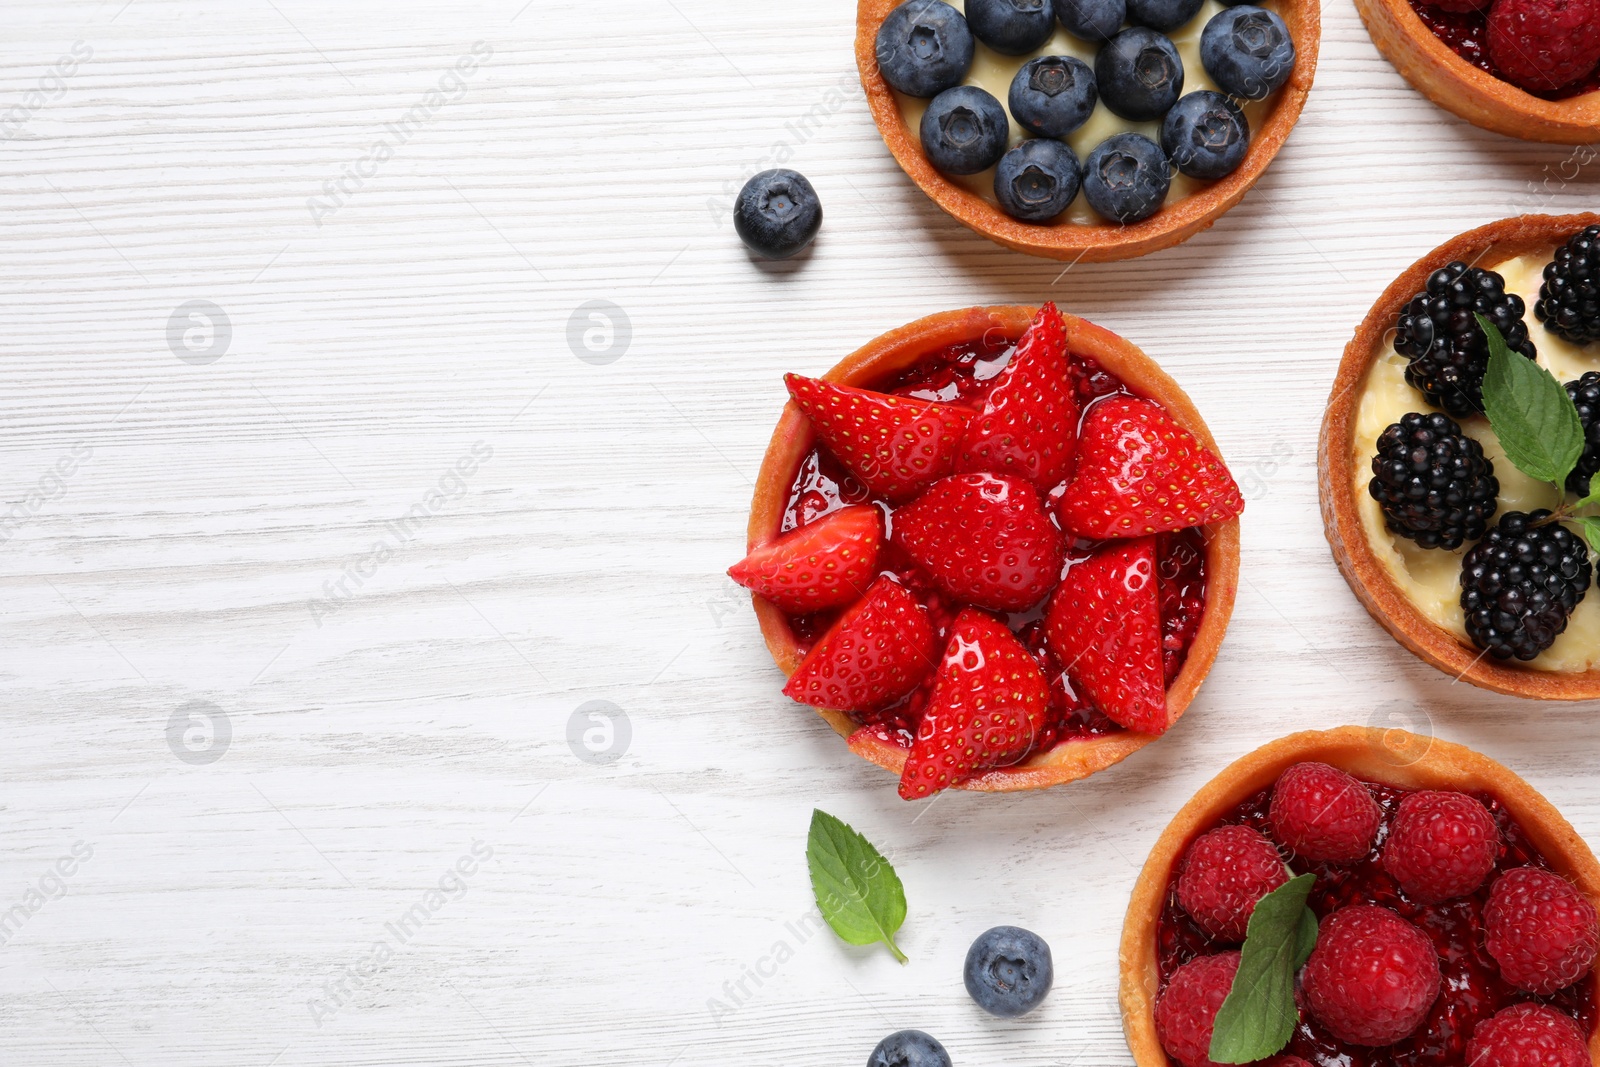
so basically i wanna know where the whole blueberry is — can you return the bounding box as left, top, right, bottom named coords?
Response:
left=995, top=139, right=1082, bottom=221
left=733, top=170, right=823, bottom=259
left=964, top=926, right=1054, bottom=1018
left=876, top=0, right=976, bottom=98
left=1053, top=0, right=1127, bottom=42
left=1127, top=0, right=1206, bottom=30
left=1082, top=133, right=1171, bottom=223
left=867, top=1030, right=952, bottom=1067
left=966, top=0, right=1058, bottom=55
left=1200, top=5, right=1296, bottom=99
left=920, top=85, right=1010, bottom=175
left=1095, top=27, right=1184, bottom=121
left=1009, top=55, right=1098, bottom=137
left=1161, top=90, right=1250, bottom=179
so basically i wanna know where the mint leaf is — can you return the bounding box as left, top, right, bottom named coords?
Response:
left=1208, top=873, right=1318, bottom=1064
left=806, top=809, right=907, bottom=963
left=1477, top=313, right=1583, bottom=486
left=1570, top=516, right=1600, bottom=555
left=1576, top=486, right=1600, bottom=513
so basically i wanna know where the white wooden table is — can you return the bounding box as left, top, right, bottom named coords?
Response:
left=3, top=2, right=1598, bottom=1064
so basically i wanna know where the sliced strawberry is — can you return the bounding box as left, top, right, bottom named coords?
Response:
left=783, top=576, right=936, bottom=712
left=892, top=473, right=1065, bottom=612
left=1045, top=537, right=1168, bottom=735
left=898, top=609, right=1050, bottom=800
left=785, top=374, right=975, bottom=504
left=957, top=302, right=1078, bottom=488
left=728, top=505, right=883, bottom=615
left=1058, top=396, right=1244, bottom=539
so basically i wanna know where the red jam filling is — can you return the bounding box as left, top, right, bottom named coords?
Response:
left=1409, top=3, right=1600, bottom=100
left=780, top=332, right=1211, bottom=757
left=1156, top=780, right=1599, bottom=1067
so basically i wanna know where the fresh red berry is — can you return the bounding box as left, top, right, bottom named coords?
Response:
left=1058, top=396, right=1244, bottom=539
left=727, top=504, right=882, bottom=615
left=957, top=302, right=1079, bottom=489
left=1301, top=904, right=1442, bottom=1047
left=1487, top=0, right=1600, bottom=94
left=1485, top=866, right=1600, bottom=995
left=783, top=576, right=936, bottom=712
left=1260, top=1059, right=1313, bottom=1067
left=893, top=473, right=1066, bottom=612
left=898, top=608, right=1050, bottom=799
left=1154, top=951, right=1240, bottom=1067
left=785, top=373, right=975, bottom=504
left=1468, top=1003, right=1589, bottom=1067
left=1269, top=761, right=1382, bottom=863
left=1381, top=790, right=1500, bottom=903
left=1044, top=537, right=1168, bottom=734
left=1176, top=825, right=1289, bottom=942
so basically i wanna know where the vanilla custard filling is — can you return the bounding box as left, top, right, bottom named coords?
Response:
left=891, top=0, right=1280, bottom=227
left=1352, top=252, right=1600, bottom=673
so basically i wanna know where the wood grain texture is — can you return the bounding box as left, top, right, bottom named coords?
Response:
left=2, top=1, right=1600, bottom=1065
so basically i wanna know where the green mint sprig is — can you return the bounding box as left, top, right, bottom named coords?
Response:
left=806, top=809, right=908, bottom=963
left=1477, top=314, right=1600, bottom=553
left=1207, top=873, right=1318, bottom=1064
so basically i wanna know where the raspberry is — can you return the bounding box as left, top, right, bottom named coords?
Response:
left=1154, top=951, right=1240, bottom=1067
left=1487, top=0, right=1600, bottom=94
left=1176, top=825, right=1289, bottom=942
left=1485, top=866, right=1600, bottom=995
left=1301, top=905, right=1442, bottom=1046
left=1466, top=1003, right=1589, bottom=1067
left=1269, top=761, right=1382, bottom=863
left=1381, top=790, right=1500, bottom=903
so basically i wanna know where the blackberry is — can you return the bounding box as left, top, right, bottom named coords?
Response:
left=1369, top=412, right=1499, bottom=550
left=1460, top=510, right=1592, bottom=661
left=1566, top=371, right=1600, bottom=497
left=1394, top=262, right=1537, bottom=417
left=1536, top=226, right=1600, bottom=345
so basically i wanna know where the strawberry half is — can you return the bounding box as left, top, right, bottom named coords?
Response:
left=1057, top=396, right=1244, bottom=539
left=785, top=374, right=975, bottom=504
left=727, top=505, right=883, bottom=615
left=783, top=575, right=936, bottom=712
left=1045, top=537, right=1168, bottom=735
left=892, top=473, right=1065, bottom=612
left=957, top=302, right=1078, bottom=488
left=899, top=608, right=1050, bottom=800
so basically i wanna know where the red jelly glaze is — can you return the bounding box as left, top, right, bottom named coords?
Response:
left=780, top=333, right=1211, bottom=759
left=1410, top=2, right=1600, bottom=100
left=1156, top=781, right=1598, bottom=1067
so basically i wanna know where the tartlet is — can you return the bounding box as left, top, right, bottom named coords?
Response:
left=1119, top=726, right=1600, bottom=1067
left=854, top=0, right=1321, bottom=261
left=745, top=305, right=1241, bottom=793
left=1319, top=213, right=1600, bottom=700
left=1354, top=0, right=1600, bottom=144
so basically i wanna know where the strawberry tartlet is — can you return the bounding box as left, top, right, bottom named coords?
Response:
left=732, top=304, right=1243, bottom=797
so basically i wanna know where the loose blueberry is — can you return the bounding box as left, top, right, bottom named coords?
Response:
left=995, top=139, right=1082, bottom=222
left=1082, top=133, right=1171, bottom=223
left=1053, top=0, right=1127, bottom=42
left=1161, top=90, right=1250, bottom=180
left=966, top=0, right=1058, bottom=55
left=733, top=169, right=823, bottom=259
left=964, top=926, right=1054, bottom=1017
left=876, top=0, right=977, bottom=98
left=920, top=85, right=1010, bottom=175
left=1094, top=27, right=1184, bottom=121
left=868, top=1030, right=953, bottom=1067
left=1127, top=0, right=1206, bottom=31
left=1009, top=55, right=1098, bottom=137
left=1200, top=5, right=1296, bottom=99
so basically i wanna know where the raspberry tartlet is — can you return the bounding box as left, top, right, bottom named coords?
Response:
left=1320, top=214, right=1600, bottom=700
left=1355, top=0, right=1600, bottom=142
left=856, top=0, right=1321, bottom=261
left=1121, top=727, right=1600, bottom=1067
left=734, top=305, right=1242, bottom=796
